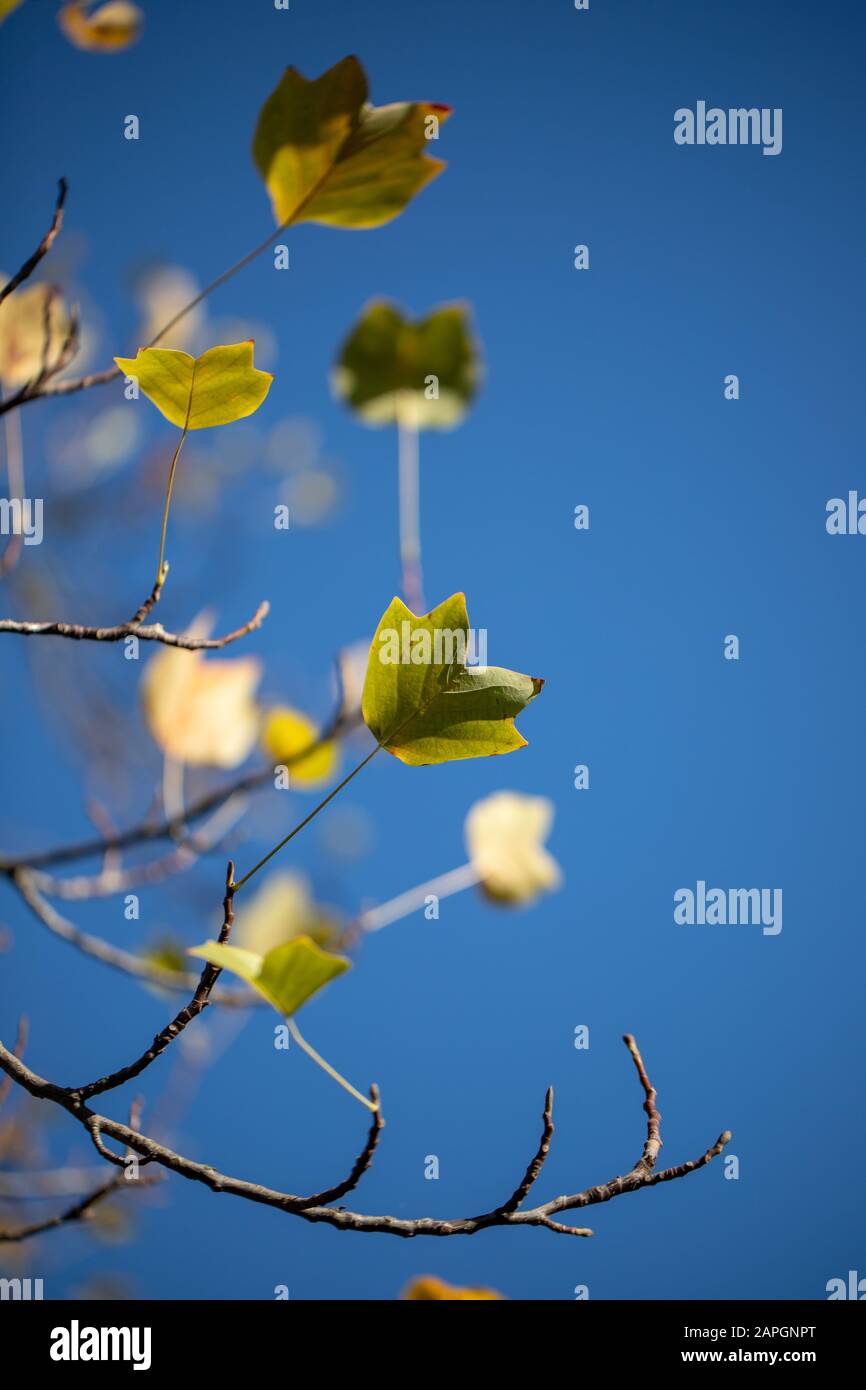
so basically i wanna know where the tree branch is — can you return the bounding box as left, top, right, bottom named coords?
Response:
left=0, top=598, right=270, bottom=650
left=0, top=179, right=68, bottom=310
left=0, top=1095, right=159, bottom=1244
left=0, top=1032, right=730, bottom=1240
left=0, top=706, right=359, bottom=874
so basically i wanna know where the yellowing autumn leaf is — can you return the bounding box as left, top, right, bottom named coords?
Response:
left=465, top=792, right=562, bottom=905
left=0, top=1, right=24, bottom=25
left=362, top=594, right=543, bottom=766
left=0, top=282, right=73, bottom=388
left=233, top=873, right=342, bottom=955
left=402, top=1276, right=504, bottom=1301
left=113, top=342, right=272, bottom=430
left=253, top=55, right=450, bottom=229
left=333, top=301, right=480, bottom=429
left=58, top=1, right=142, bottom=51
left=141, top=621, right=262, bottom=768
left=261, top=708, right=338, bottom=787
left=188, top=936, right=349, bottom=1019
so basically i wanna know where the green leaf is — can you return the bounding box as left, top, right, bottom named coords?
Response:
left=333, top=301, right=480, bottom=429
left=252, top=55, right=450, bottom=229
left=113, top=342, right=273, bottom=430
left=362, top=594, right=543, bottom=766
left=188, top=935, right=349, bottom=1017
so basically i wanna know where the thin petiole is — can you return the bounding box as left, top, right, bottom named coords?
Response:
left=286, top=1016, right=377, bottom=1112
left=231, top=744, right=381, bottom=892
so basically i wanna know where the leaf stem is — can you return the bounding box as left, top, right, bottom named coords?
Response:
left=154, top=426, right=188, bottom=595
left=286, top=1016, right=377, bottom=1112
left=359, top=862, right=480, bottom=932
left=232, top=744, right=381, bottom=892
left=397, top=395, right=425, bottom=613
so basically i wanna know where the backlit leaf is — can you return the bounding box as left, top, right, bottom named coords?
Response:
left=0, top=282, right=73, bottom=388
left=261, top=707, right=338, bottom=787
left=234, top=873, right=342, bottom=955
left=333, top=301, right=479, bottom=429
left=253, top=55, right=450, bottom=229
left=58, top=1, right=142, bottom=51
left=188, top=936, right=349, bottom=1018
left=141, top=619, right=262, bottom=768
left=465, top=791, right=562, bottom=905
left=113, top=342, right=272, bottom=430
left=362, top=594, right=543, bottom=766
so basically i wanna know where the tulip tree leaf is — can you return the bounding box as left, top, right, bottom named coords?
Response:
left=188, top=935, right=349, bottom=1018
left=362, top=594, right=543, bottom=766
left=253, top=55, right=450, bottom=229
left=114, top=342, right=273, bottom=430
left=333, top=301, right=479, bottom=429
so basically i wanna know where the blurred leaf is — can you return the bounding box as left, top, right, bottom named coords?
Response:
left=58, top=1, right=142, bottom=51
left=140, top=937, right=188, bottom=975
left=402, top=1275, right=504, bottom=1301
left=253, top=55, right=450, bottom=229
left=0, top=282, right=73, bottom=388
left=234, top=872, right=342, bottom=955
left=334, top=301, right=479, bottom=429
left=0, top=0, right=24, bottom=24
left=362, top=594, right=543, bottom=766
left=141, top=622, right=262, bottom=768
left=261, top=708, right=337, bottom=787
left=188, top=936, right=349, bottom=1018
left=465, top=791, right=561, bottom=905
left=114, top=342, right=272, bottom=430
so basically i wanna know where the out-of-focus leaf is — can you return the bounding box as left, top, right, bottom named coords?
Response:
left=188, top=936, right=349, bottom=1018
left=141, top=620, right=262, bottom=768
left=0, top=1, right=24, bottom=24
left=0, top=282, right=72, bottom=388
left=58, top=1, right=142, bottom=51
left=114, top=342, right=272, bottom=430
left=333, top=301, right=479, bottom=429
left=233, top=872, right=342, bottom=955
left=261, top=707, right=338, bottom=787
left=253, top=55, right=450, bottom=229
left=362, top=594, right=543, bottom=766
left=402, top=1276, right=504, bottom=1301
left=465, top=791, right=562, bottom=905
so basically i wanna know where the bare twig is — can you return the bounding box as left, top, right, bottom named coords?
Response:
left=0, top=1093, right=159, bottom=1244
left=0, top=706, right=359, bottom=873
left=0, top=1016, right=28, bottom=1111
left=8, top=869, right=256, bottom=1005
left=0, top=1033, right=730, bottom=1240
left=68, top=865, right=237, bottom=1102
left=0, top=180, right=68, bottom=310
left=0, top=597, right=270, bottom=649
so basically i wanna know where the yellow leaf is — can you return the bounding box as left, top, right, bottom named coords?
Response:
left=465, top=791, right=562, bottom=905
left=58, top=1, right=142, bottom=51
left=233, top=873, right=341, bottom=955
left=261, top=707, right=337, bottom=787
left=141, top=621, right=262, bottom=768
left=188, top=936, right=349, bottom=1019
left=402, top=1276, right=504, bottom=1301
left=0, top=282, right=73, bottom=388
left=253, top=55, right=450, bottom=229
left=113, top=342, right=273, bottom=430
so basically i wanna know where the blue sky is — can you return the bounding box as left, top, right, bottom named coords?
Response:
left=1, top=0, right=864, bottom=1300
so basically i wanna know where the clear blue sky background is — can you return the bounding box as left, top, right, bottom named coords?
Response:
left=1, top=0, right=864, bottom=1300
